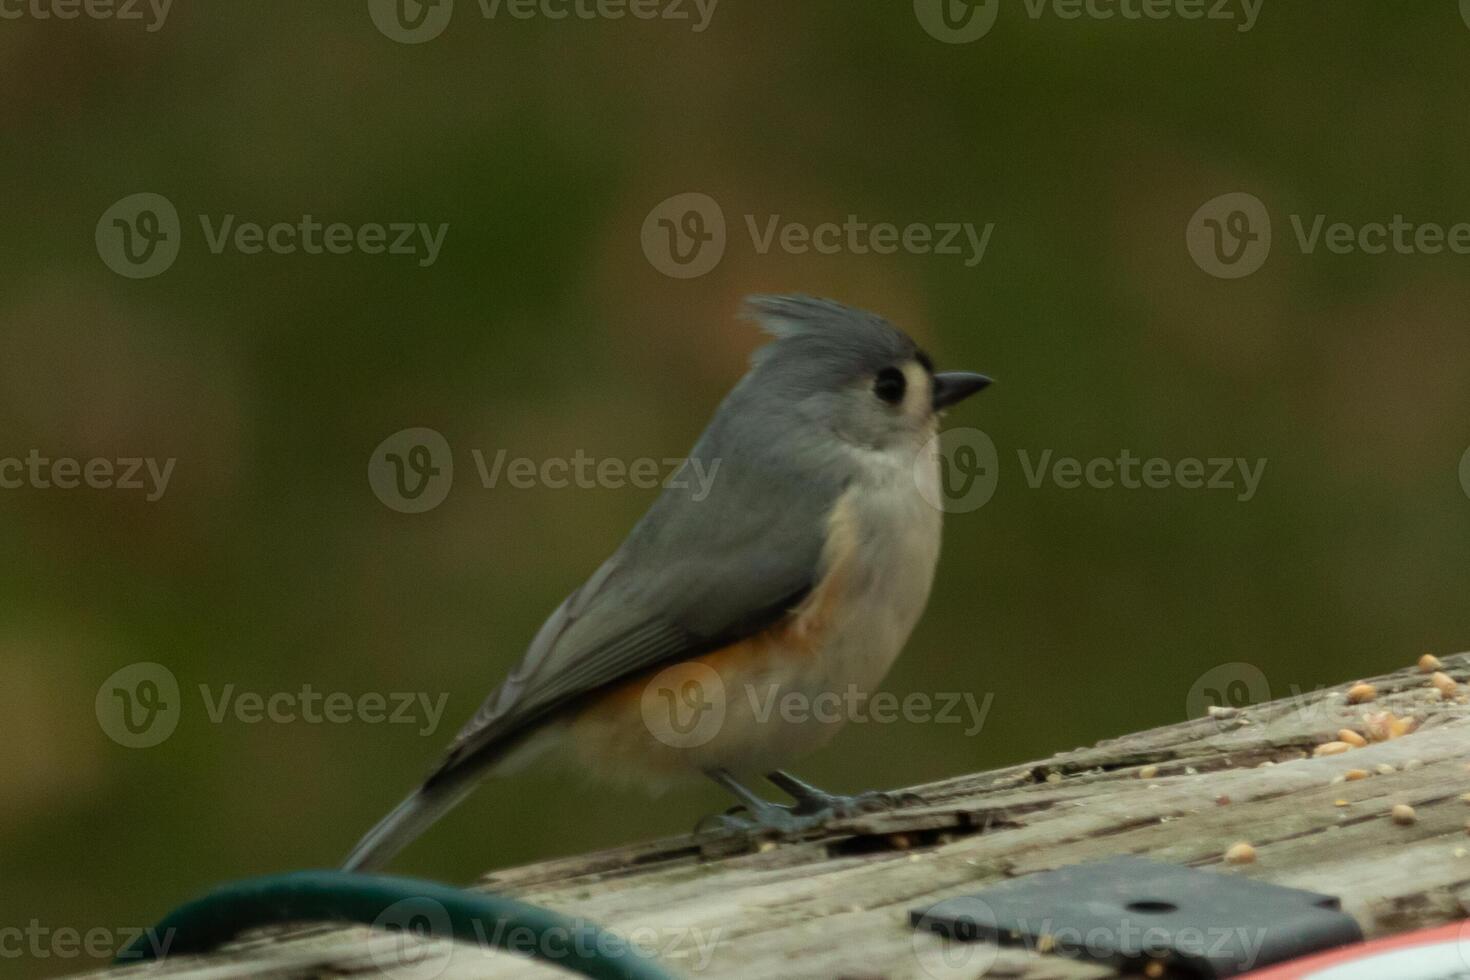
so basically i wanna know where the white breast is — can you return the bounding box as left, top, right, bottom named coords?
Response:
left=816, top=437, right=944, bottom=693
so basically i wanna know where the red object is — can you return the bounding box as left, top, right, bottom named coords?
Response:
left=1239, top=921, right=1470, bottom=978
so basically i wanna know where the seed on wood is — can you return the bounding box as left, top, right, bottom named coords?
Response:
left=1346, top=682, right=1377, bottom=704
left=1314, top=741, right=1353, bottom=757
left=1419, top=654, right=1444, bottom=673
left=1338, top=729, right=1367, bottom=747
left=1345, top=769, right=1370, bottom=781
left=1363, top=711, right=1417, bottom=741
left=1431, top=672, right=1460, bottom=698
left=1391, top=804, right=1417, bottom=825
left=1139, top=765, right=1159, bottom=779
left=1375, top=763, right=1397, bottom=775
left=1225, top=842, right=1256, bottom=864
left=1334, top=799, right=1349, bottom=807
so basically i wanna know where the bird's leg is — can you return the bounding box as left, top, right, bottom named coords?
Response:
left=700, top=768, right=827, bottom=834
left=766, top=770, right=921, bottom=818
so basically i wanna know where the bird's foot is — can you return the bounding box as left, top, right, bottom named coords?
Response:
left=695, top=801, right=830, bottom=836
left=766, top=771, right=922, bottom=818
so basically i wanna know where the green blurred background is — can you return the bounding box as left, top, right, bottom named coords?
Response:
left=2, top=1, right=1469, bottom=974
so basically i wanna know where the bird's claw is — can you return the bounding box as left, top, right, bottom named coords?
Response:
left=696, top=803, right=828, bottom=836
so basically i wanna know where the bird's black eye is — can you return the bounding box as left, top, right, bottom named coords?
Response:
left=873, top=367, right=906, bottom=405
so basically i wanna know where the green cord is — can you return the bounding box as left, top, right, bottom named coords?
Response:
left=114, top=870, right=680, bottom=980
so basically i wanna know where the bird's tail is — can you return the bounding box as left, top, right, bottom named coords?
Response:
left=341, top=777, right=479, bottom=873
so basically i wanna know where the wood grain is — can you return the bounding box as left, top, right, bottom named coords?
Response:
left=87, top=654, right=1470, bottom=979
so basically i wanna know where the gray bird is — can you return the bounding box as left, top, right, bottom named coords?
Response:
left=344, top=295, right=990, bottom=871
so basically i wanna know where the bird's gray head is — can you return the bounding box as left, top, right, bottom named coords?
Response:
left=734, top=295, right=991, bottom=452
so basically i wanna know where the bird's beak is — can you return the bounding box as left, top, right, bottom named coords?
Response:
left=931, top=371, right=993, bottom=411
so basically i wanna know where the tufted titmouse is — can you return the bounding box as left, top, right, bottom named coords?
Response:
left=343, top=295, right=990, bottom=872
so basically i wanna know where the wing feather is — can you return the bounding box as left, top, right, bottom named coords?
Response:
left=426, top=431, right=850, bottom=787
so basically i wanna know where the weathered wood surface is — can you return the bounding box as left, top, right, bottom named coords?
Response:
left=91, top=654, right=1470, bottom=979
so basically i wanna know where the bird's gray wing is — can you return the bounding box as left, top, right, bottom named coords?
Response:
left=426, top=430, right=850, bottom=788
